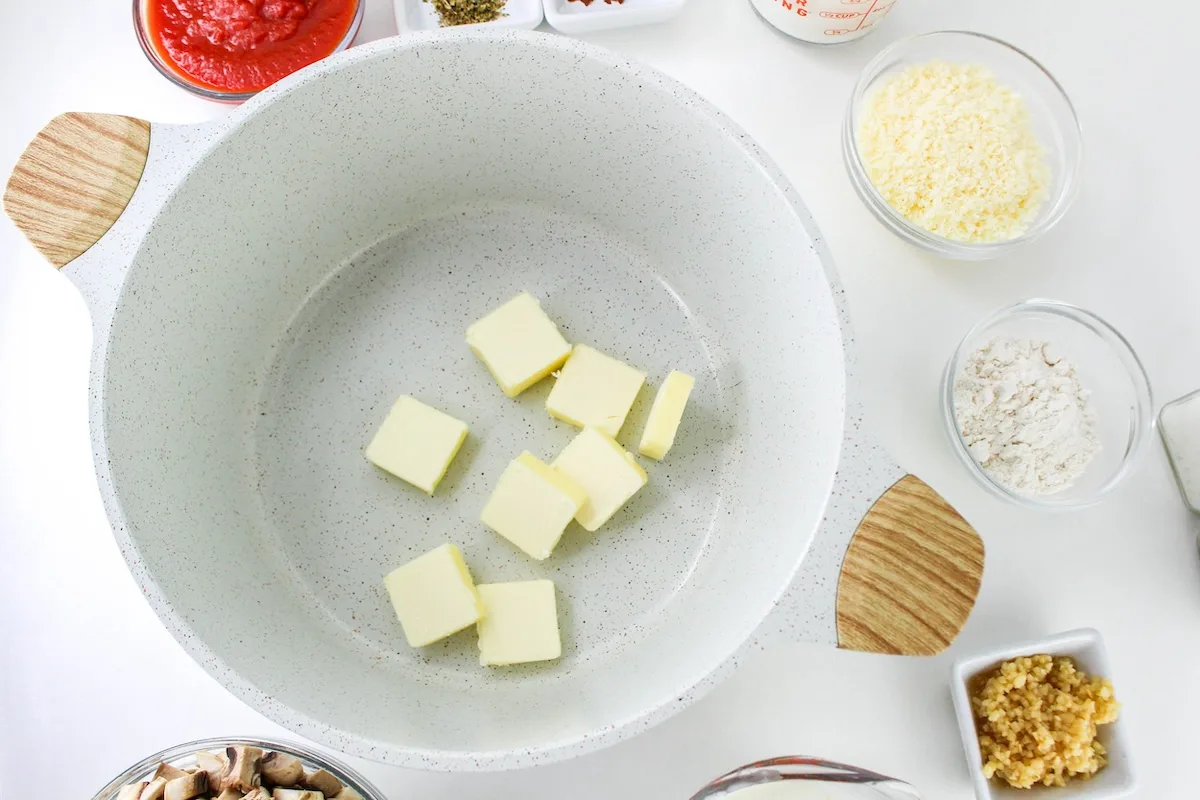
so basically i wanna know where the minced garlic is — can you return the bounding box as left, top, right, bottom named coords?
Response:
left=857, top=61, right=1050, bottom=243
left=972, top=655, right=1119, bottom=788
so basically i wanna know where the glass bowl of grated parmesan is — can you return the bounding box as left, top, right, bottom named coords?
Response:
left=843, top=31, right=1083, bottom=260
left=941, top=300, right=1153, bottom=509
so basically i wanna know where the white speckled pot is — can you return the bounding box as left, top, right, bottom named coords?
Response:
left=4, top=31, right=982, bottom=771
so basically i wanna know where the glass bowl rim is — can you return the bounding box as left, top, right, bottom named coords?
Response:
left=690, top=755, right=921, bottom=800
left=90, top=735, right=386, bottom=800
left=842, top=30, right=1084, bottom=259
left=940, top=298, right=1153, bottom=510
left=1156, top=387, right=1200, bottom=514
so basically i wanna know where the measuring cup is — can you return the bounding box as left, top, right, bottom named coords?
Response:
left=692, top=756, right=923, bottom=800
left=748, top=0, right=901, bottom=44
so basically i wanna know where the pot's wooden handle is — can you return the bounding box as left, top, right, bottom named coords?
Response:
left=3, top=112, right=151, bottom=268
left=768, top=419, right=984, bottom=656
left=836, top=474, right=984, bottom=656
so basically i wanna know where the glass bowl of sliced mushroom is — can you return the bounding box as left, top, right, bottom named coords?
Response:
left=92, top=737, right=384, bottom=800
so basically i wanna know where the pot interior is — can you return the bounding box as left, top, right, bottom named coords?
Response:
left=100, top=31, right=846, bottom=766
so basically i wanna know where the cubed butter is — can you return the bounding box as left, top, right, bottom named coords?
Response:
left=365, top=395, right=467, bottom=494
left=638, top=370, right=696, bottom=460
left=480, top=452, right=588, bottom=560
left=545, top=344, right=646, bottom=437
left=476, top=580, right=561, bottom=666
left=467, top=292, right=571, bottom=397
left=552, top=427, right=647, bottom=531
left=383, top=543, right=484, bottom=648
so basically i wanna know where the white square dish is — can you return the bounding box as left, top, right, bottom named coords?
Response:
left=394, top=0, right=543, bottom=32
left=950, top=628, right=1136, bottom=800
left=542, top=0, right=686, bottom=35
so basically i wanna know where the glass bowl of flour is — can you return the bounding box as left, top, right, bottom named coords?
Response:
left=941, top=300, right=1153, bottom=509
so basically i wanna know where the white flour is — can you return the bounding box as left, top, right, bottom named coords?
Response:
left=953, top=337, right=1100, bottom=496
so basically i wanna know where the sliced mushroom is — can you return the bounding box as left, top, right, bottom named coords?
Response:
left=164, top=771, right=207, bottom=800
left=221, top=746, right=264, bottom=792
left=304, top=770, right=342, bottom=797
left=195, top=749, right=228, bottom=790
left=214, top=791, right=243, bottom=800
left=154, top=763, right=188, bottom=781
left=116, top=783, right=147, bottom=800
left=260, top=750, right=305, bottom=787
left=334, top=789, right=365, bottom=800
left=242, top=789, right=273, bottom=800
left=272, top=790, right=324, bottom=800
left=139, top=777, right=168, bottom=800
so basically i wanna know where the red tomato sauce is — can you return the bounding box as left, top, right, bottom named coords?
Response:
left=144, top=0, right=359, bottom=95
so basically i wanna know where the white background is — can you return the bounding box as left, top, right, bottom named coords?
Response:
left=2, top=0, right=1198, bottom=797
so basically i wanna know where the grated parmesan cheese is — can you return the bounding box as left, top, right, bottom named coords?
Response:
left=857, top=61, right=1050, bottom=243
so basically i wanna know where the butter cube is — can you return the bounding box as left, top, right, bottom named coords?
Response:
left=638, top=370, right=696, bottom=460
left=545, top=344, right=646, bottom=437
left=467, top=292, right=571, bottom=397
left=481, top=452, right=588, bottom=560
left=384, top=544, right=484, bottom=647
left=366, top=396, right=467, bottom=494
left=476, top=580, right=561, bottom=666
left=552, top=427, right=647, bottom=531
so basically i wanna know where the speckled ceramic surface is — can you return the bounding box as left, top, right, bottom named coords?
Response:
left=53, top=30, right=906, bottom=769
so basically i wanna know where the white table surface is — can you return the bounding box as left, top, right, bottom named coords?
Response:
left=2, top=1, right=1197, bottom=797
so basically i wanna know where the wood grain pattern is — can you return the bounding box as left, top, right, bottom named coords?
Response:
left=836, top=474, right=984, bottom=656
left=3, top=112, right=150, bottom=268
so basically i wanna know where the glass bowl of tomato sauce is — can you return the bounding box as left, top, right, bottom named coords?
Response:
left=134, top=0, right=364, bottom=102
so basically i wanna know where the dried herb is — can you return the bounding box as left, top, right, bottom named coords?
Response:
left=427, top=0, right=507, bottom=25
left=570, top=0, right=624, bottom=5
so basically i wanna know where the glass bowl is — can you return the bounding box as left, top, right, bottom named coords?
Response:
left=133, top=0, right=364, bottom=103
left=690, top=756, right=922, bottom=800
left=1158, top=388, right=1200, bottom=514
left=90, top=736, right=385, bottom=800
left=842, top=31, right=1083, bottom=260
left=941, top=300, right=1153, bottom=509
